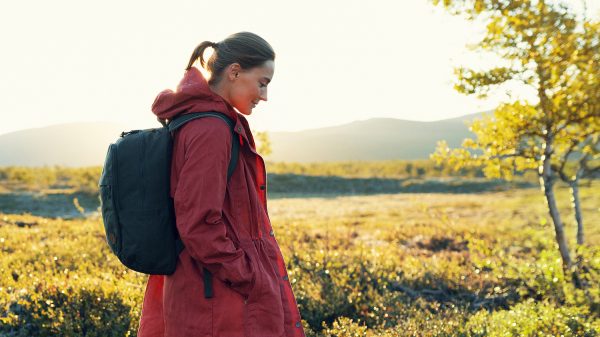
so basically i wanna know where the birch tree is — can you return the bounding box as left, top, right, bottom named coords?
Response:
left=430, top=0, right=600, bottom=272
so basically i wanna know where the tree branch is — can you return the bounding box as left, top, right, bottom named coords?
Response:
left=556, top=112, right=598, bottom=133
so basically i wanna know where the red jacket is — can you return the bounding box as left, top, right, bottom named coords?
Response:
left=137, top=68, right=305, bottom=337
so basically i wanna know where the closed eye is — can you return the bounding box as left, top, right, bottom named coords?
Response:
left=260, top=77, right=271, bottom=88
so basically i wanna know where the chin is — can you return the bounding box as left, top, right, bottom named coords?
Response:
left=233, top=105, right=252, bottom=116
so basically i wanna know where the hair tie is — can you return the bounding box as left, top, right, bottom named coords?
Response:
left=211, top=42, right=219, bottom=49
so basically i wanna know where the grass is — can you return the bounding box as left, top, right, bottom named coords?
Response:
left=1, top=180, right=598, bottom=336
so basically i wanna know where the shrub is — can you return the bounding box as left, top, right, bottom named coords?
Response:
left=465, top=301, right=600, bottom=337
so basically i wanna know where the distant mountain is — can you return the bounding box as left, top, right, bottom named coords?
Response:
left=268, top=111, right=487, bottom=162
left=0, top=122, right=127, bottom=167
left=0, top=112, right=488, bottom=166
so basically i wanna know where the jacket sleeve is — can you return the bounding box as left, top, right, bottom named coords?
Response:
left=172, top=117, right=254, bottom=298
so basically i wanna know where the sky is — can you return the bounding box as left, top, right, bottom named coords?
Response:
left=1, top=0, right=598, bottom=135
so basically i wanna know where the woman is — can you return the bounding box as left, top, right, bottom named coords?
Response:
left=137, top=32, right=305, bottom=337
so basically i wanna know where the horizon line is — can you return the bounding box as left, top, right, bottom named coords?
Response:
left=0, top=110, right=491, bottom=136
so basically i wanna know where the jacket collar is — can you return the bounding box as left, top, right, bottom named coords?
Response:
left=151, top=67, right=256, bottom=150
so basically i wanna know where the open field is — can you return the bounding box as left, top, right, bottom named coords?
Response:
left=0, top=176, right=536, bottom=219
left=0, top=161, right=537, bottom=194
left=1, top=181, right=599, bottom=336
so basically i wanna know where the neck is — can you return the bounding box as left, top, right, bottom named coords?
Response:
left=209, top=80, right=231, bottom=106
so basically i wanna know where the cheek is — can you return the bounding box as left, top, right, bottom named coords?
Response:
left=236, top=83, right=255, bottom=100
left=230, top=87, right=252, bottom=111
left=230, top=87, right=245, bottom=103
left=245, top=79, right=260, bottom=94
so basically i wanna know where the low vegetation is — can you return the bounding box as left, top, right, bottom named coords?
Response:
left=0, top=161, right=535, bottom=196
left=1, top=182, right=598, bottom=336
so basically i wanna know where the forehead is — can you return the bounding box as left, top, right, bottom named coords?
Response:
left=248, top=60, right=275, bottom=79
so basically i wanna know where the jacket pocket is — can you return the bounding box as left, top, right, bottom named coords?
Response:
left=238, top=239, right=263, bottom=301
left=245, top=240, right=285, bottom=336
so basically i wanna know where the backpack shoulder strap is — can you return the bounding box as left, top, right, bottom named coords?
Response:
left=170, top=112, right=240, bottom=299
left=168, top=112, right=239, bottom=180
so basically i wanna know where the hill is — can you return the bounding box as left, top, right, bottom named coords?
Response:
left=269, top=112, right=486, bottom=162
left=0, top=112, right=487, bottom=166
left=0, top=122, right=127, bottom=167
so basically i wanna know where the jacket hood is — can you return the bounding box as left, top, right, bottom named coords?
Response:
left=151, top=67, right=237, bottom=121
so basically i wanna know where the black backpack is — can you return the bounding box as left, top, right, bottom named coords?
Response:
left=99, top=112, right=239, bottom=297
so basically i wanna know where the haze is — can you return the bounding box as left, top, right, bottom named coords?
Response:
left=1, top=0, right=597, bottom=135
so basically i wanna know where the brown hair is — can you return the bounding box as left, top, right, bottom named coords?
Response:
left=186, top=32, right=275, bottom=85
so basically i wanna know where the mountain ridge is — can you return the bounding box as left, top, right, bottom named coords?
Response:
left=0, top=112, right=488, bottom=166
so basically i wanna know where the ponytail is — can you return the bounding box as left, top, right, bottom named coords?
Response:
left=185, top=41, right=219, bottom=70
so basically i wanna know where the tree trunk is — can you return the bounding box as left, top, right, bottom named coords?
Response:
left=540, top=136, right=572, bottom=270
left=541, top=176, right=572, bottom=269
left=570, top=176, right=590, bottom=291
left=570, top=179, right=584, bottom=246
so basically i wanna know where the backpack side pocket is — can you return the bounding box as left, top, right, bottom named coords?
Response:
left=99, top=144, right=121, bottom=255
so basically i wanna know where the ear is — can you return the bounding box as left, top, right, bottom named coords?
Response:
left=226, top=63, right=242, bottom=81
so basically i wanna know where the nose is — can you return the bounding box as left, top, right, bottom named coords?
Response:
left=259, top=88, right=268, bottom=102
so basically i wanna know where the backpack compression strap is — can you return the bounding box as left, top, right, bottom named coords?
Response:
left=168, top=112, right=240, bottom=299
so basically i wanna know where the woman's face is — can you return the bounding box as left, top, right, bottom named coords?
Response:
left=228, top=60, right=274, bottom=115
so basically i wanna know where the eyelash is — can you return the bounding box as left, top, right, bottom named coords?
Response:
left=259, top=82, right=267, bottom=88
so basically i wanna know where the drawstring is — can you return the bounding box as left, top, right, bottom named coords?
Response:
left=238, top=134, right=244, bottom=146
